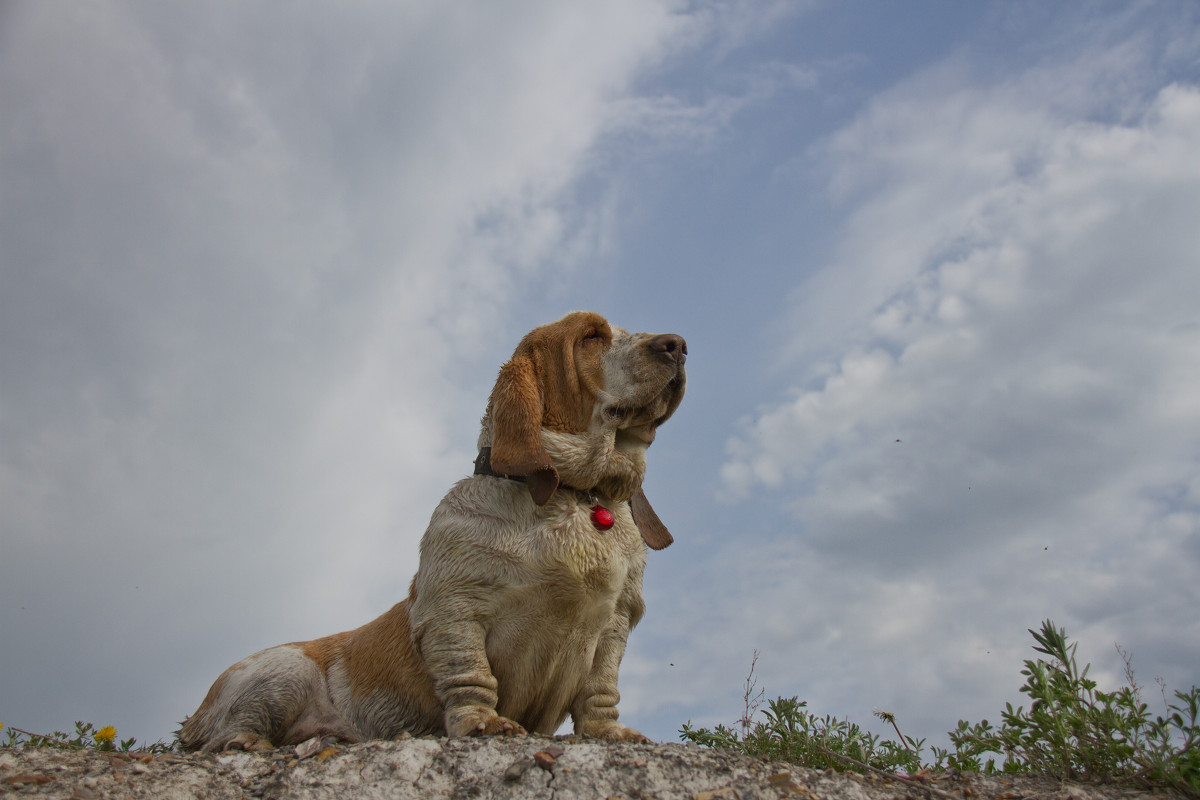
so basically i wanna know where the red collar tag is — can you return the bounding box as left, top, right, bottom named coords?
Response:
left=590, top=505, right=615, bottom=531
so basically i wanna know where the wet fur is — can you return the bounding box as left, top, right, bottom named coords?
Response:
left=178, top=312, right=686, bottom=751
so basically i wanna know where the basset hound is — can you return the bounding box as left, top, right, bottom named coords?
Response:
left=178, top=311, right=686, bottom=750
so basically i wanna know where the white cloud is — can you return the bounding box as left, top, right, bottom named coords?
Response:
left=0, top=0, right=709, bottom=742
left=726, top=79, right=1200, bottom=518
left=4, top=0, right=1196, bottom=753
left=713, top=43, right=1200, bottom=742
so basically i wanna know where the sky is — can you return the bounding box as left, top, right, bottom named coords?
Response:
left=2, top=0, right=1198, bottom=752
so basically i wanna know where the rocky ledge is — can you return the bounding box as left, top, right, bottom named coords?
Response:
left=0, top=736, right=1179, bottom=800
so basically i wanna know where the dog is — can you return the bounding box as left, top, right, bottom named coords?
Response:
left=178, top=311, right=686, bottom=751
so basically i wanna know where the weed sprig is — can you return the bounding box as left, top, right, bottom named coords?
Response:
left=681, top=619, right=1199, bottom=796
left=0, top=721, right=171, bottom=753
left=939, top=620, right=1199, bottom=794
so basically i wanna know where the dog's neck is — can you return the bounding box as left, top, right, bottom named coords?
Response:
left=473, top=446, right=612, bottom=502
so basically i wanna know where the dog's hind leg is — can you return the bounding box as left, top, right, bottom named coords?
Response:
left=179, top=644, right=352, bottom=752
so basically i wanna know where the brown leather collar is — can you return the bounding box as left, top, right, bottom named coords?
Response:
left=474, top=447, right=596, bottom=500
left=473, top=447, right=673, bottom=550
left=472, top=447, right=505, bottom=479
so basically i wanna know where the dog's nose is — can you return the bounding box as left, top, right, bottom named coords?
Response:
left=649, top=334, right=687, bottom=364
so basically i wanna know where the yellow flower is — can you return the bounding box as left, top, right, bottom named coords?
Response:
left=94, top=726, right=116, bottom=744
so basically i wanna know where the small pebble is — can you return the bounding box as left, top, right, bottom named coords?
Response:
left=294, top=737, right=323, bottom=760
left=504, top=758, right=534, bottom=781
left=315, top=747, right=341, bottom=762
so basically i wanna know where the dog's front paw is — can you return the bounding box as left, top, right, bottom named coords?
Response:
left=472, top=715, right=526, bottom=737
left=577, top=720, right=651, bottom=743
left=445, top=707, right=527, bottom=738
left=221, top=732, right=276, bottom=752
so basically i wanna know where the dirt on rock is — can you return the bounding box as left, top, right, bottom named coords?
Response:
left=0, top=736, right=1183, bottom=800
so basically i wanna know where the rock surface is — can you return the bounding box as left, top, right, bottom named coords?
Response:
left=0, top=736, right=1180, bottom=800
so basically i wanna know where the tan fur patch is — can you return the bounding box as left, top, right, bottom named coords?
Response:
left=488, top=355, right=553, bottom=478
left=340, top=601, right=437, bottom=707
left=518, top=311, right=610, bottom=434
left=486, top=311, right=612, bottom=503
left=298, top=632, right=351, bottom=672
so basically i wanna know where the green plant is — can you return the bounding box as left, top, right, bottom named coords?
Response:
left=680, top=651, right=925, bottom=775
left=682, top=696, right=926, bottom=775
left=680, top=619, right=1199, bottom=796
left=0, top=721, right=171, bottom=753
left=937, top=619, right=1199, bottom=795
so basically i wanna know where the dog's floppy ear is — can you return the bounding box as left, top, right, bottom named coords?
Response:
left=488, top=355, right=559, bottom=505
left=630, top=488, right=673, bottom=550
